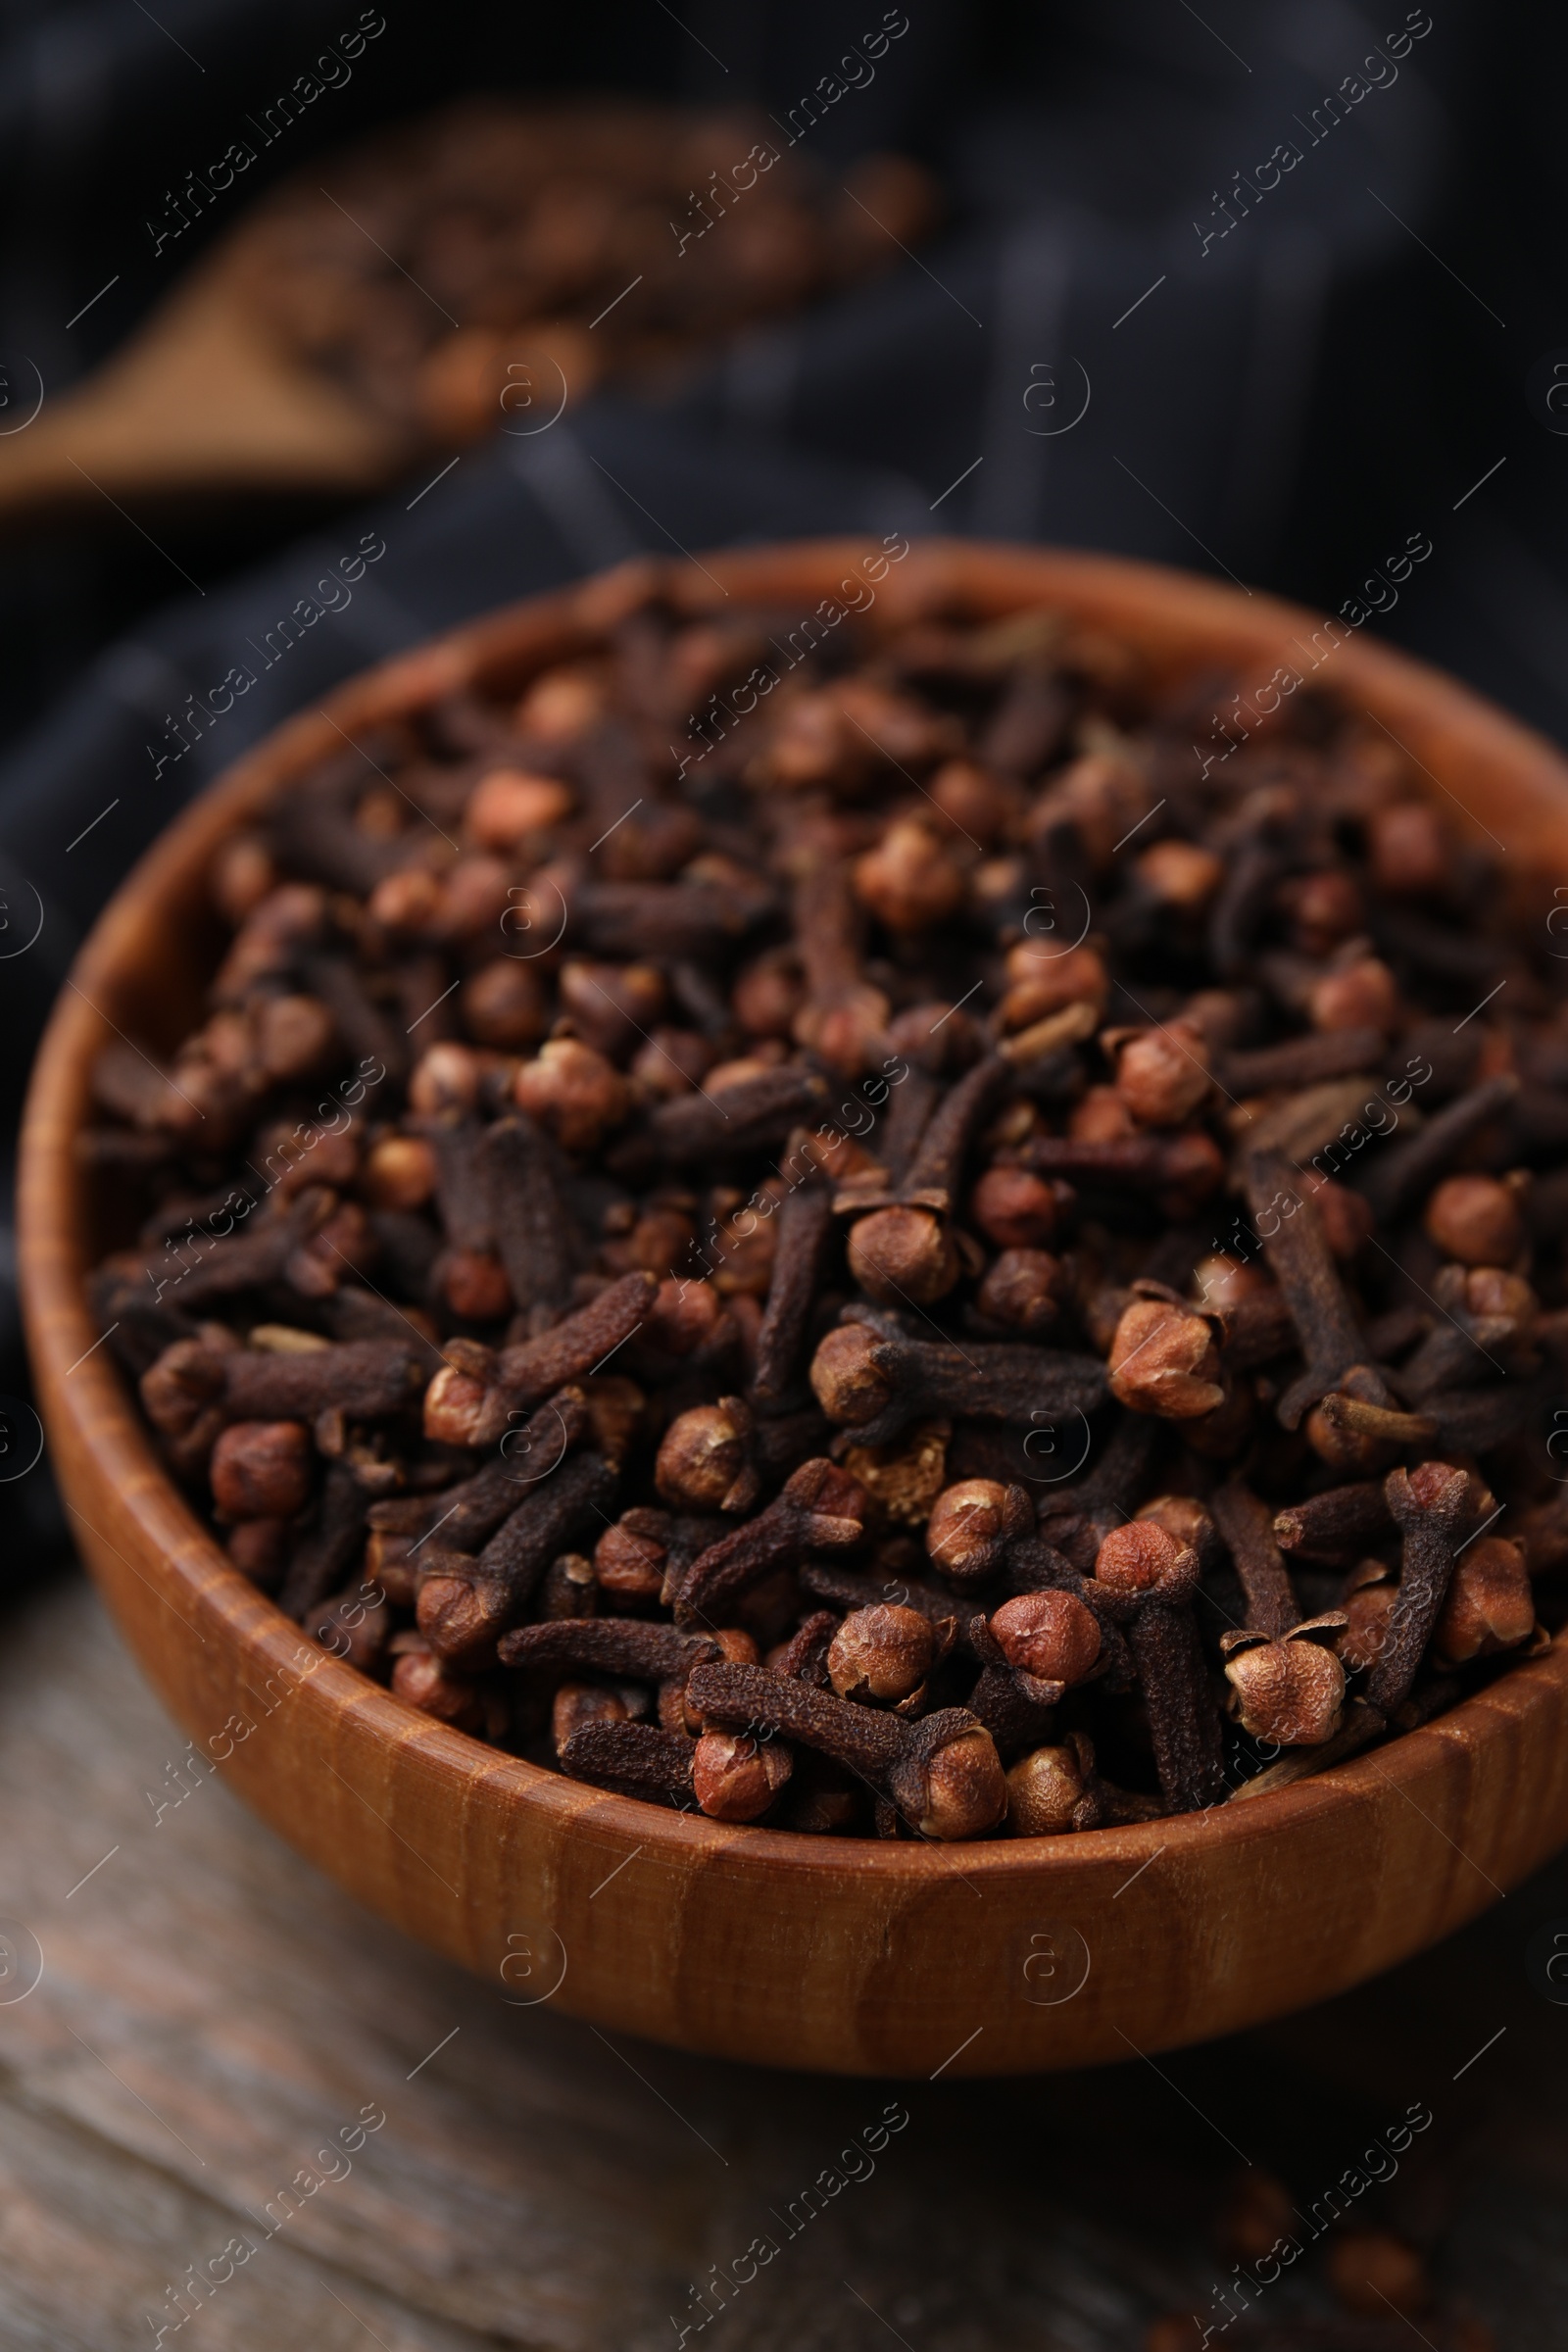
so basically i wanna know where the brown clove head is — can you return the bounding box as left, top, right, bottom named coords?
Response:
left=227, top=1518, right=289, bottom=1589
left=1136, top=1494, right=1217, bottom=1565
left=1005, top=1743, right=1086, bottom=1835
left=362, top=1133, right=438, bottom=1209
left=1423, top=1173, right=1524, bottom=1267
left=1298, top=1169, right=1375, bottom=1260
left=645, top=1275, right=727, bottom=1354
left=1108, top=1298, right=1225, bottom=1419
left=1308, top=955, right=1398, bottom=1034
left=848, top=1205, right=960, bottom=1306
left=594, top=1509, right=669, bottom=1604
left=854, top=817, right=965, bottom=933
left=1105, top=1018, right=1211, bottom=1127
left=1277, top=867, right=1365, bottom=953
left=461, top=958, right=552, bottom=1051
left=1431, top=1535, right=1534, bottom=1664
left=513, top=1037, right=631, bottom=1154
left=827, top=1604, right=936, bottom=1705
left=1459, top=1263, right=1538, bottom=1336
left=1222, top=1626, right=1347, bottom=1745
left=1093, top=1519, right=1200, bottom=1604
left=209, top=1420, right=313, bottom=1521
left=969, top=1165, right=1060, bottom=1250
left=809, top=1322, right=895, bottom=1426
left=1216, top=2168, right=1300, bottom=2265
left=692, top=1730, right=794, bottom=1822
left=989, top=1590, right=1102, bottom=1685
left=409, top=1042, right=486, bottom=1116
left=422, top=1363, right=490, bottom=1447
left=141, top=1337, right=228, bottom=1440
left=976, top=1247, right=1065, bottom=1335
left=390, top=1641, right=494, bottom=1734
left=1138, top=838, right=1224, bottom=911
left=416, top=1556, right=511, bottom=1669
left=655, top=1398, right=756, bottom=1513
left=440, top=1249, right=513, bottom=1322
left=889, top=1714, right=1007, bottom=1840
left=925, top=1478, right=1027, bottom=1589
left=1325, top=2230, right=1431, bottom=2320
left=1368, top=800, right=1448, bottom=896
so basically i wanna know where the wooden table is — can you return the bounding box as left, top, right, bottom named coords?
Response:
left=0, top=1567, right=1560, bottom=2350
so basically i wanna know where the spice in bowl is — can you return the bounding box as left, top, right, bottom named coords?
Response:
left=81, top=569, right=1568, bottom=1839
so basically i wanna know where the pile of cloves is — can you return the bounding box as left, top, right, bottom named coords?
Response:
left=82, top=562, right=1568, bottom=1839
left=230, top=95, right=938, bottom=447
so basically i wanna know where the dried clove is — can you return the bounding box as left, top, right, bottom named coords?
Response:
left=1273, top=1481, right=1395, bottom=1563
left=925, top=1477, right=1034, bottom=1590
left=672, top=1457, right=868, bottom=1627
left=1208, top=1480, right=1300, bottom=1639
left=424, top=1272, right=655, bottom=1446
left=1093, top=1520, right=1226, bottom=1811
left=1244, top=1151, right=1386, bottom=1429
left=752, top=1172, right=835, bottom=1404
left=1359, top=1074, right=1519, bottom=1219
left=479, top=1113, right=583, bottom=1318
left=810, top=1318, right=1107, bottom=1447
left=1365, top=1462, right=1474, bottom=1714
left=417, top=1450, right=618, bottom=1666
left=826, top=1604, right=944, bottom=1706
left=686, top=1660, right=1006, bottom=1838
left=558, top=1721, right=697, bottom=1806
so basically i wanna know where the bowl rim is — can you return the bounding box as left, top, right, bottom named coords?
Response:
left=21, top=532, right=1568, bottom=1891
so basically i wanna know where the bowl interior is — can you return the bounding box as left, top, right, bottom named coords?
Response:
left=23, top=538, right=1568, bottom=2076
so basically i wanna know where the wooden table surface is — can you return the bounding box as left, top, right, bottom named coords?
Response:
left=1, top=1565, right=1563, bottom=2352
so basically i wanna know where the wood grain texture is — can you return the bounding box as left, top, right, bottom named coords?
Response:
left=0, top=1571, right=1561, bottom=2352
left=20, top=540, right=1568, bottom=2077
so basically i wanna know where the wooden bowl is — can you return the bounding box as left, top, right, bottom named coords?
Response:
left=21, top=539, right=1568, bottom=2078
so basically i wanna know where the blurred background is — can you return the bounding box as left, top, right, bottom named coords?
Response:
left=0, top=11, right=1564, bottom=2344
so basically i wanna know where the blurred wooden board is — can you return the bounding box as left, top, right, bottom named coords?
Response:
left=0, top=263, right=417, bottom=527
left=0, top=1566, right=1562, bottom=2350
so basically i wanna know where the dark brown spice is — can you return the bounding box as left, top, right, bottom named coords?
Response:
left=1365, top=1462, right=1473, bottom=1714
left=1093, top=1521, right=1226, bottom=1811
left=672, top=1457, right=868, bottom=1627
left=88, top=579, right=1568, bottom=1842
left=499, top=1615, right=717, bottom=1684
left=281, top=1463, right=369, bottom=1619
left=651, top=1066, right=829, bottom=1164
left=752, top=1171, right=835, bottom=1404
left=1021, top=1129, right=1228, bottom=1212
left=771, top=1609, right=839, bottom=1685
left=810, top=1317, right=1107, bottom=1446
left=424, top=1272, right=655, bottom=1447
left=1244, top=1151, right=1387, bottom=1430
left=479, top=1114, right=582, bottom=1319
left=558, top=1721, right=697, bottom=1806
left=1273, top=1482, right=1394, bottom=1562
left=925, top=1477, right=1033, bottom=1589
left=1359, top=1073, right=1520, bottom=1219
left=1208, top=1480, right=1300, bottom=1640
left=686, top=1659, right=1006, bottom=1838
left=416, top=1450, right=618, bottom=1666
